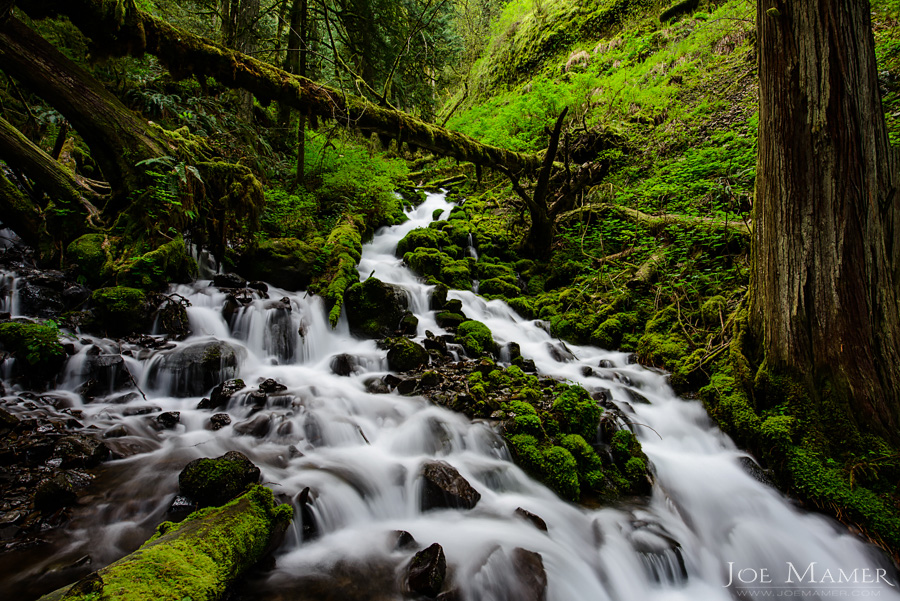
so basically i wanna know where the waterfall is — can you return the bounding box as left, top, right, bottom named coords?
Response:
left=0, top=191, right=897, bottom=600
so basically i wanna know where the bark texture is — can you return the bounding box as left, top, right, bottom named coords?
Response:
left=23, top=0, right=543, bottom=174
left=0, top=17, right=166, bottom=203
left=752, top=0, right=900, bottom=437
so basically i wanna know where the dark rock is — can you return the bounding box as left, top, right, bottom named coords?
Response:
left=18, top=278, right=65, bottom=318
left=623, top=388, right=652, bottom=404
left=330, top=354, right=358, bottom=377
left=420, top=371, right=441, bottom=387
left=344, top=278, right=411, bottom=338
left=102, top=424, right=128, bottom=439
left=77, top=348, right=130, bottom=399
left=580, top=366, right=595, bottom=377
left=178, top=451, right=260, bottom=507
left=364, top=377, right=390, bottom=394
left=739, top=456, right=776, bottom=487
left=444, top=299, right=463, bottom=314
left=423, top=333, right=448, bottom=355
left=212, top=273, right=247, bottom=289
left=393, top=530, right=417, bottom=550
left=206, top=378, right=246, bottom=409
left=263, top=301, right=295, bottom=363
left=435, top=311, right=467, bottom=329
left=90, top=287, right=152, bottom=336
left=146, top=341, right=245, bottom=397
left=52, top=435, right=108, bottom=468
left=297, top=486, right=318, bottom=541
left=396, top=378, right=418, bottom=395
left=505, top=342, right=522, bottom=362
left=598, top=359, right=615, bottom=368
left=0, top=407, right=19, bottom=430
left=234, top=414, right=272, bottom=438
left=155, top=411, right=180, bottom=430
left=123, top=405, right=158, bottom=416
left=420, top=460, right=481, bottom=511
left=383, top=374, right=402, bottom=389
left=242, top=390, right=268, bottom=411
left=510, top=548, right=548, bottom=601
left=547, top=342, right=576, bottom=363
left=153, top=297, right=191, bottom=340
left=209, top=413, right=232, bottom=431
left=237, top=238, right=319, bottom=291
left=519, top=358, right=537, bottom=373
left=514, top=507, right=548, bottom=532
left=248, top=281, right=268, bottom=293
left=399, top=313, right=419, bottom=336
left=61, top=283, right=91, bottom=310
left=167, top=494, right=198, bottom=521
left=259, top=378, right=287, bottom=394
left=406, top=543, right=446, bottom=598
left=34, top=474, right=77, bottom=512
left=384, top=337, right=429, bottom=372
left=429, top=283, right=449, bottom=310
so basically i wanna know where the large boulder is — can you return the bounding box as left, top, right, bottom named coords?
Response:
left=66, top=234, right=111, bottom=287
left=91, top=287, right=151, bottom=336
left=344, top=278, right=412, bottom=339
left=178, top=451, right=261, bottom=508
left=383, top=337, right=429, bottom=372
left=420, top=460, right=481, bottom=511
left=238, top=237, right=320, bottom=291
left=147, top=340, right=245, bottom=397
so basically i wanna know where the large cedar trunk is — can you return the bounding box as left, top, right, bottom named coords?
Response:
left=752, top=0, right=900, bottom=439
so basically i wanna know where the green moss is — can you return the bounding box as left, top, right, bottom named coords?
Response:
left=397, top=227, right=449, bottom=256
left=700, top=295, right=727, bottom=326
left=456, top=320, right=496, bottom=356
left=118, top=236, right=197, bottom=290
left=384, top=337, right=429, bottom=371
left=92, top=287, right=150, bottom=334
left=541, top=445, right=581, bottom=501
left=42, top=485, right=292, bottom=601
left=591, top=317, right=624, bottom=349
left=309, top=216, right=364, bottom=326
left=0, top=321, right=65, bottom=372
left=479, top=277, right=521, bottom=297
left=552, top=385, right=601, bottom=441
left=240, top=237, right=321, bottom=290
left=67, top=234, right=112, bottom=287
left=637, top=332, right=689, bottom=369
left=344, top=277, right=410, bottom=338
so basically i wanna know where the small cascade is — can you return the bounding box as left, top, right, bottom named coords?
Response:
left=466, top=233, right=479, bottom=260
left=0, top=191, right=897, bottom=601
left=0, top=270, right=21, bottom=316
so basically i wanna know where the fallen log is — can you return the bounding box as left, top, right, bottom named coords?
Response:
left=22, top=0, right=544, bottom=175
left=559, top=202, right=751, bottom=238
left=37, top=485, right=292, bottom=601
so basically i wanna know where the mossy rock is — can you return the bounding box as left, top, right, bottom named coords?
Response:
left=91, top=287, right=151, bottom=335
left=441, top=260, right=472, bottom=290
left=637, top=332, right=689, bottom=369
left=0, top=321, right=66, bottom=383
left=397, top=227, right=449, bottom=257
left=456, top=320, right=496, bottom=356
left=66, top=234, right=111, bottom=287
left=591, top=317, right=624, bottom=349
left=344, top=277, right=412, bottom=339
left=475, top=262, right=515, bottom=281
left=179, top=451, right=262, bottom=508
left=239, top=237, right=321, bottom=290
left=309, top=216, right=364, bottom=326
left=37, top=485, right=292, bottom=601
left=384, top=337, right=429, bottom=372
left=700, top=295, right=727, bottom=326
left=436, top=311, right=467, bottom=329
left=552, top=385, right=602, bottom=442
left=479, top=277, right=521, bottom=298
left=118, top=236, right=197, bottom=290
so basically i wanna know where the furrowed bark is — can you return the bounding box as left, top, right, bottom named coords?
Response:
left=752, top=0, right=900, bottom=439
left=23, top=0, right=544, bottom=174
left=0, top=17, right=166, bottom=206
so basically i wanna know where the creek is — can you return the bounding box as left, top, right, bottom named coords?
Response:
left=0, top=192, right=897, bottom=600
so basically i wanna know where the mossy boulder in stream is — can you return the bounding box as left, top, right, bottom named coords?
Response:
left=91, top=287, right=151, bottom=335
left=344, top=277, right=412, bottom=338
left=456, top=320, right=496, bottom=356
left=66, top=234, right=111, bottom=287
left=383, top=337, right=429, bottom=371
left=238, top=237, right=321, bottom=290
left=117, top=236, right=197, bottom=290
left=179, top=451, right=262, bottom=508
left=36, top=485, right=293, bottom=601
left=147, top=340, right=245, bottom=397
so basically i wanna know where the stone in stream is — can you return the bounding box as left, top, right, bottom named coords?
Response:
left=154, top=411, right=180, bottom=430
left=364, top=376, right=390, bottom=394
left=201, top=378, right=246, bottom=410
left=234, top=413, right=272, bottom=438
left=330, top=353, right=358, bottom=377
left=147, top=340, right=245, bottom=398
left=514, top=507, right=548, bottom=532
left=392, top=529, right=417, bottom=550
left=384, top=337, right=429, bottom=372
left=33, top=474, right=77, bottom=512
left=51, top=434, right=109, bottom=468
left=258, top=378, right=287, bottom=394
left=420, top=460, right=481, bottom=511
left=209, top=413, right=232, bottom=431
left=510, top=548, right=548, bottom=601
left=178, top=451, right=261, bottom=508
left=406, top=542, right=446, bottom=598
left=344, top=277, right=412, bottom=338
left=212, top=272, right=247, bottom=289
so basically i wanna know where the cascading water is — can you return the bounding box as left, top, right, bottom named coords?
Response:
left=1, top=191, right=897, bottom=600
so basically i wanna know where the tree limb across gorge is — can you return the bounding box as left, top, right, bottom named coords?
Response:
left=22, top=0, right=544, bottom=174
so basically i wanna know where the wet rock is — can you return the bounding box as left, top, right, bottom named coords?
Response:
left=248, top=281, right=268, bottom=293
left=435, top=311, right=467, bottom=329
left=420, top=460, right=481, bottom=511
left=167, top=494, right=198, bottom=521
left=178, top=451, right=261, bottom=507
left=399, top=313, right=419, bottom=336
left=90, top=287, right=152, bottom=336
left=102, top=424, right=128, bottom=439
left=430, top=283, right=449, bottom=310
left=514, top=507, right=548, bottom=532
left=152, top=296, right=191, bottom=340
left=547, top=342, right=576, bottom=363
left=510, top=548, right=548, bottom=601
left=123, top=405, right=159, bottom=416
left=155, top=411, right=180, bottom=430
left=146, top=341, right=245, bottom=398
left=383, top=374, right=402, bottom=389
left=212, top=273, right=247, bottom=289
left=243, top=390, right=268, bottom=412
left=259, top=378, right=287, bottom=394
left=234, top=414, right=272, bottom=438
left=598, top=359, right=615, bottom=368
left=364, top=377, right=390, bottom=394
left=330, top=353, right=358, bottom=377
left=406, top=542, right=446, bottom=598
left=33, top=474, right=77, bottom=512
left=505, top=342, right=522, bottom=362
left=384, top=337, right=429, bottom=372
left=264, top=301, right=295, bottom=363
left=204, top=378, right=246, bottom=410
left=423, top=332, right=448, bottom=355
left=622, top=388, right=652, bottom=405
left=420, top=371, right=441, bottom=387
left=237, top=238, right=319, bottom=291
left=77, top=348, right=131, bottom=399
left=344, top=278, right=412, bottom=338
left=629, top=522, right=687, bottom=584
left=580, top=366, right=595, bottom=377
left=297, top=486, right=318, bottom=541
left=18, top=277, right=66, bottom=318
left=392, top=530, right=417, bottom=550
left=739, top=456, right=776, bottom=487
left=0, top=407, right=19, bottom=431
left=52, top=435, right=109, bottom=468
left=396, top=378, right=418, bottom=395
left=209, top=413, right=232, bottom=431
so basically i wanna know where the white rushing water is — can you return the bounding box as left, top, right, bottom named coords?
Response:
left=1, top=191, right=898, bottom=600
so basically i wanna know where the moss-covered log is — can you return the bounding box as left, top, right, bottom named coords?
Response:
left=559, top=202, right=751, bottom=238
left=37, top=485, right=292, bottom=601
left=0, top=17, right=167, bottom=205
left=0, top=169, right=41, bottom=248
left=23, top=0, right=544, bottom=174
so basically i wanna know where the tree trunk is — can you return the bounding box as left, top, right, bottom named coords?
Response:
left=22, top=0, right=544, bottom=175
left=0, top=17, right=166, bottom=207
left=752, top=0, right=900, bottom=439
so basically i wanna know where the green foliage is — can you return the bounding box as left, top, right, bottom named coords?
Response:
left=551, top=384, right=601, bottom=441
left=0, top=321, right=64, bottom=368
left=456, top=319, right=496, bottom=356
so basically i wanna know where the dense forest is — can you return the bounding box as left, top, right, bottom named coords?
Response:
left=1, top=0, right=899, bottom=599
